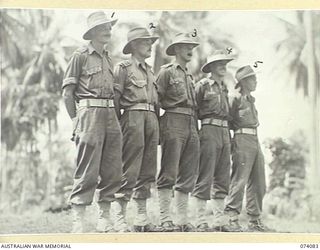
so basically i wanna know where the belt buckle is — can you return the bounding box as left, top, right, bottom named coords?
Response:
left=148, top=104, right=154, bottom=111
left=106, top=99, right=110, bottom=107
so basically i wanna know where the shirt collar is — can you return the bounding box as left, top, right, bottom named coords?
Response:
left=173, top=61, right=192, bottom=76
left=209, top=74, right=224, bottom=86
left=242, top=94, right=255, bottom=103
left=248, top=95, right=255, bottom=102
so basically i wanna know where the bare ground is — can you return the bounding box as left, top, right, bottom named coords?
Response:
left=1, top=198, right=320, bottom=235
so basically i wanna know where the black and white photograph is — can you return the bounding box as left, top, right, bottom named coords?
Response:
left=0, top=7, right=319, bottom=236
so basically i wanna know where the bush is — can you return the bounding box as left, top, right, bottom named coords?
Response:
left=263, top=130, right=317, bottom=221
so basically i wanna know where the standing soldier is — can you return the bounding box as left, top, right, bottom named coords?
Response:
left=192, top=50, right=234, bottom=232
left=156, top=33, right=200, bottom=232
left=113, top=27, right=159, bottom=232
left=223, top=65, right=271, bottom=232
left=62, top=11, right=123, bottom=233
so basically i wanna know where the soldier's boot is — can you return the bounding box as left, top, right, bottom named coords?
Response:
left=71, top=204, right=86, bottom=233
left=133, top=199, right=158, bottom=232
left=211, top=198, right=228, bottom=231
left=196, top=223, right=210, bottom=232
left=96, top=201, right=114, bottom=233
left=221, top=218, right=243, bottom=232
left=178, top=223, right=196, bottom=232
left=114, top=199, right=131, bottom=232
left=175, top=191, right=195, bottom=232
left=158, top=189, right=179, bottom=232
left=247, top=218, right=275, bottom=232
left=195, top=197, right=210, bottom=232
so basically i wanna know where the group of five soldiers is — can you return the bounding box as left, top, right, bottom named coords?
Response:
left=62, top=11, right=270, bottom=233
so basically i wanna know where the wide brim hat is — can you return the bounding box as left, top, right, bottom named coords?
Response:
left=235, top=65, right=258, bottom=89
left=166, top=32, right=199, bottom=56
left=123, top=27, right=159, bottom=54
left=83, top=11, right=118, bottom=40
left=201, top=50, right=234, bottom=73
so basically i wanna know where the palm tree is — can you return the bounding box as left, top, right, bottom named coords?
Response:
left=1, top=9, right=67, bottom=211
left=274, top=10, right=320, bottom=190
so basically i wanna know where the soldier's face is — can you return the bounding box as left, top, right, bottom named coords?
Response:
left=210, top=61, right=228, bottom=77
left=91, top=23, right=112, bottom=44
left=132, top=39, right=153, bottom=59
left=175, top=44, right=195, bottom=62
left=242, top=75, right=257, bottom=92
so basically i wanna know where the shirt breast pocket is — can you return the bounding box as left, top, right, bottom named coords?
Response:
left=127, top=77, right=148, bottom=102
left=203, top=91, right=220, bottom=109
left=169, top=78, right=186, bottom=96
left=84, top=65, right=102, bottom=89
left=238, top=107, right=251, bottom=118
left=203, top=91, right=220, bottom=101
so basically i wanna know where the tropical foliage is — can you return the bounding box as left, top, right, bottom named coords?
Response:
left=264, top=131, right=320, bottom=222
left=1, top=9, right=72, bottom=212
left=273, top=10, right=320, bottom=192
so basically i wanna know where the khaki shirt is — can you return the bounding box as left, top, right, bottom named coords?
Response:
left=62, top=42, right=115, bottom=100
left=196, top=78, right=230, bottom=120
left=229, top=94, right=259, bottom=130
left=114, top=57, right=158, bottom=108
left=157, top=62, right=197, bottom=110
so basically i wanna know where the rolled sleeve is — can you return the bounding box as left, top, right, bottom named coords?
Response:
left=62, top=52, right=81, bottom=89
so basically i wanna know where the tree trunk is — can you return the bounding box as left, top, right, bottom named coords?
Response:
left=304, top=11, right=320, bottom=190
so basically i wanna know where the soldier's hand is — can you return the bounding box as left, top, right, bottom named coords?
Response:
left=71, top=117, right=78, bottom=142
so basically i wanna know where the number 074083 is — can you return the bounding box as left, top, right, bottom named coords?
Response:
left=300, top=244, right=319, bottom=248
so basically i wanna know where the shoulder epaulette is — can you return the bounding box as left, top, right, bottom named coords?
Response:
left=161, top=63, right=174, bottom=69
left=229, top=92, right=241, bottom=101
left=199, top=78, right=210, bottom=86
left=74, top=46, right=88, bottom=55
left=119, top=60, right=132, bottom=68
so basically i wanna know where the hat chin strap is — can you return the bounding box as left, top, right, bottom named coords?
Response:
left=210, top=72, right=224, bottom=84
left=175, top=55, right=188, bottom=69
left=91, top=40, right=107, bottom=55
left=239, top=83, right=252, bottom=95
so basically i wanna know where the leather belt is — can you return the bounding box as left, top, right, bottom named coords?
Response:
left=79, top=99, right=114, bottom=108
left=166, top=107, right=195, bottom=116
left=126, top=103, right=155, bottom=112
left=201, top=118, right=228, bottom=127
left=234, top=128, right=257, bottom=135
